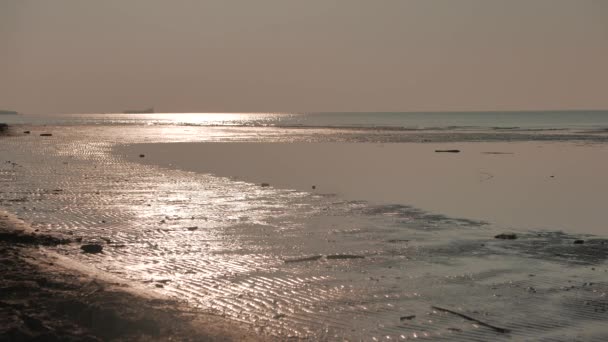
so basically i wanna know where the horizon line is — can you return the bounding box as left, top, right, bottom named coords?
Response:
left=17, top=109, right=608, bottom=115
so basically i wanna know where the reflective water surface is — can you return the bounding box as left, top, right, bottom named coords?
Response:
left=1, top=123, right=607, bottom=341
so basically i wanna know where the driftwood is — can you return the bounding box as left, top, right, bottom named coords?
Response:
left=431, top=306, right=510, bottom=334
left=326, top=254, right=364, bottom=260
left=435, top=149, right=460, bottom=153
left=283, top=254, right=364, bottom=263
left=284, top=255, right=323, bottom=263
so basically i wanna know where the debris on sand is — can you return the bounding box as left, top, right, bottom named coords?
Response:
left=260, top=183, right=270, bottom=187
left=431, top=306, right=510, bottom=334
left=387, top=239, right=410, bottom=243
left=312, top=185, right=316, bottom=190
left=139, top=154, right=145, bottom=158
left=23, top=131, right=30, bottom=134
left=435, top=149, right=460, bottom=153
left=186, top=226, right=198, bottom=231
left=573, top=239, right=585, bottom=244
left=40, top=133, right=53, bottom=137
left=80, top=244, right=103, bottom=254
left=284, top=255, right=323, bottom=263
left=400, top=315, right=416, bottom=321
left=494, top=233, right=517, bottom=240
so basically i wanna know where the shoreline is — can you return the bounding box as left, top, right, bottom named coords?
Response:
left=0, top=211, right=263, bottom=341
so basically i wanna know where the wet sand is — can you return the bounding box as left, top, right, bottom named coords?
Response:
left=119, top=141, right=608, bottom=236
left=0, top=211, right=262, bottom=341
left=2, top=125, right=608, bottom=340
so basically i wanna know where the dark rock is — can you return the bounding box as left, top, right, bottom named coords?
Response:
left=494, top=233, right=517, bottom=240
left=23, top=131, right=30, bottom=134
left=260, top=183, right=270, bottom=187
left=21, top=314, right=49, bottom=331
left=435, top=149, right=460, bottom=153
left=573, top=239, right=585, bottom=244
left=312, top=185, right=316, bottom=190
left=80, top=244, right=103, bottom=254
left=186, top=226, right=198, bottom=231
left=139, top=154, right=145, bottom=158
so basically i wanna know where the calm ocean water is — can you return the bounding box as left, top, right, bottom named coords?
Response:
left=3, top=110, right=608, bottom=130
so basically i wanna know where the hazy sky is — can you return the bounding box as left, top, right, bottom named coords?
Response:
left=2, top=0, right=607, bottom=114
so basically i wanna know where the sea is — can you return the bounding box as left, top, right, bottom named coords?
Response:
left=1, top=111, right=607, bottom=341
left=2, top=110, right=608, bottom=131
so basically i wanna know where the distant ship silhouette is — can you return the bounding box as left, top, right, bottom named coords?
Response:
left=123, top=107, right=154, bottom=114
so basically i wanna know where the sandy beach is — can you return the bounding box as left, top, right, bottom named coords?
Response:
left=0, top=211, right=262, bottom=341
left=1, top=122, right=608, bottom=341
